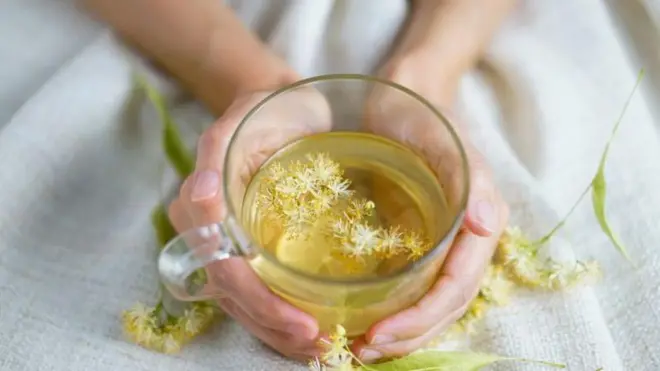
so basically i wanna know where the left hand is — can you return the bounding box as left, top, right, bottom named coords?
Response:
left=351, top=58, right=510, bottom=363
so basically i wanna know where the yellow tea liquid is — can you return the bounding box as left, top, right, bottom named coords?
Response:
left=241, top=132, right=452, bottom=335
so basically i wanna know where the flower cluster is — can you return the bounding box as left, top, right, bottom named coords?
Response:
left=430, top=226, right=601, bottom=345
left=309, top=325, right=357, bottom=371
left=258, top=152, right=431, bottom=262
left=329, top=215, right=430, bottom=261
left=258, top=153, right=353, bottom=239
left=121, top=301, right=217, bottom=354
left=498, top=226, right=601, bottom=290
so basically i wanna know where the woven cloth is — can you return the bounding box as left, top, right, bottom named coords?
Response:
left=1, top=1, right=659, bottom=370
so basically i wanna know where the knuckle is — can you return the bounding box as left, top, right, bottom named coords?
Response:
left=191, top=194, right=220, bottom=213
left=178, top=175, right=195, bottom=202
left=256, top=299, right=288, bottom=325
left=198, top=125, right=224, bottom=150
left=207, top=262, right=238, bottom=293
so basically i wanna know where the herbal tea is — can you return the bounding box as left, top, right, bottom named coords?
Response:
left=241, top=132, right=453, bottom=335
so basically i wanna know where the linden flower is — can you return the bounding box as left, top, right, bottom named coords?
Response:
left=259, top=152, right=353, bottom=238
left=350, top=223, right=381, bottom=255
left=160, top=332, right=183, bottom=354
left=377, top=226, right=403, bottom=258
left=122, top=303, right=158, bottom=345
left=479, top=265, right=513, bottom=305
left=122, top=301, right=218, bottom=354
left=266, top=162, right=287, bottom=182
left=308, top=153, right=341, bottom=182
left=259, top=152, right=438, bottom=263
left=178, top=305, right=213, bottom=336
left=344, top=199, right=374, bottom=221
left=309, top=358, right=327, bottom=371
left=328, top=178, right=353, bottom=198
left=544, top=259, right=602, bottom=290
left=317, top=325, right=356, bottom=371
left=402, top=231, right=429, bottom=260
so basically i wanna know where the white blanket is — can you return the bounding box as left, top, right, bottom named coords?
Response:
left=1, top=0, right=659, bottom=370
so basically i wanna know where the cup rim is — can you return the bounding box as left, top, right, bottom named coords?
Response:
left=223, top=73, right=470, bottom=286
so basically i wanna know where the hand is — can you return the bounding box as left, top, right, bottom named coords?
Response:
left=351, top=61, right=509, bottom=363
left=167, top=89, right=332, bottom=361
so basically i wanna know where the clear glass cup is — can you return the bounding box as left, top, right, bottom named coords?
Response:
left=157, top=74, right=469, bottom=337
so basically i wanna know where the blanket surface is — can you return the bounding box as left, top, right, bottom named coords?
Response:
left=1, top=1, right=659, bottom=370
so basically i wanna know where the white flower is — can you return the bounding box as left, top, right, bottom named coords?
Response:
left=308, top=358, right=327, bottom=371
left=161, top=333, right=181, bottom=354
left=379, top=227, right=403, bottom=255
left=327, top=179, right=352, bottom=197
left=125, top=303, right=154, bottom=322
left=275, top=178, right=301, bottom=195
left=267, top=163, right=286, bottom=181
left=310, top=153, right=340, bottom=183
left=136, top=324, right=157, bottom=345
left=296, top=170, right=319, bottom=194
left=511, top=254, right=542, bottom=284
left=325, top=351, right=352, bottom=368
left=284, top=206, right=311, bottom=227
left=350, top=223, right=380, bottom=255
left=547, top=262, right=575, bottom=289
left=480, top=266, right=512, bottom=305
left=181, top=307, right=205, bottom=335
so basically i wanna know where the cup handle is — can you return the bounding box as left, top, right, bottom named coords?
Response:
left=157, top=222, right=245, bottom=302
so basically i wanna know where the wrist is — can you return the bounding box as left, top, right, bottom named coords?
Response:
left=198, top=31, right=300, bottom=114
left=228, top=53, right=300, bottom=94
left=379, top=50, right=461, bottom=109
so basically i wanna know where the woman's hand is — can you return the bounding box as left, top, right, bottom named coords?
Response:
left=352, top=59, right=510, bottom=363
left=167, top=89, right=332, bottom=361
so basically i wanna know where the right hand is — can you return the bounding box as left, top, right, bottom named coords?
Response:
left=167, top=88, right=332, bottom=360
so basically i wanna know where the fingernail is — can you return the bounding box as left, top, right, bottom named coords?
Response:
left=473, top=200, right=496, bottom=232
left=370, top=334, right=396, bottom=345
left=359, top=349, right=383, bottom=362
left=191, top=170, right=220, bottom=202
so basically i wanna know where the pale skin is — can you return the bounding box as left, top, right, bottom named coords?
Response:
left=80, top=0, right=516, bottom=363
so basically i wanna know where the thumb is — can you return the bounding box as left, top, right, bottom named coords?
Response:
left=462, top=146, right=499, bottom=237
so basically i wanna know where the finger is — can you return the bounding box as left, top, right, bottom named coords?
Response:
left=363, top=226, right=502, bottom=346
left=177, top=174, right=319, bottom=337
left=462, top=145, right=501, bottom=237
left=194, top=93, right=269, bottom=172
left=179, top=168, right=225, bottom=227
left=206, top=257, right=318, bottom=337
left=352, top=306, right=466, bottom=363
left=179, top=173, right=319, bottom=336
left=218, top=298, right=321, bottom=362
left=195, top=90, right=332, bottom=186
left=167, top=198, right=193, bottom=233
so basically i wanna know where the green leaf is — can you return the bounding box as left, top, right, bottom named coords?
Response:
left=151, top=204, right=177, bottom=249
left=358, top=350, right=565, bottom=371
left=589, top=69, right=644, bottom=262
left=135, top=75, right=195, bottom=178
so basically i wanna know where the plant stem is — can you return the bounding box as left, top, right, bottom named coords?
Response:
left=533, top=183, right=592, bottom=247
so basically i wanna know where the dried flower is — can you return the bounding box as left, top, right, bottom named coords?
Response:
left=479, top=265, right=513, bottom=305
left=121, top=301, right=217, bottom=354
left=258, top=153, right=432, bottom=262
left=314, top=325, right=357, bottom=371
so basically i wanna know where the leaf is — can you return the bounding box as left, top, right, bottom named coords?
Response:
left=590, top=69, right=644, bottom=262
left=358, top=350, right=565, bottom=371
left=151, top=204, right=177, bottom=248
left=135, top=75, right=195, bottom=178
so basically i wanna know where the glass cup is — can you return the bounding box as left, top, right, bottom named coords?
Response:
left=157, top=74, right=469, bottom=337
